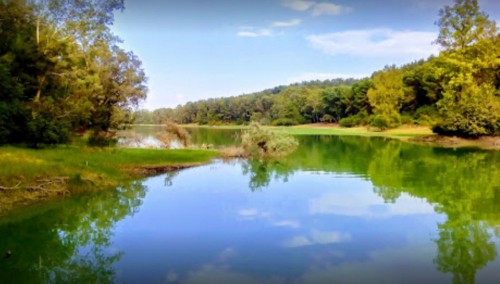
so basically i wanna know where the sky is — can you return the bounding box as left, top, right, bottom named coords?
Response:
left=111, top=0, right=500, bottom=110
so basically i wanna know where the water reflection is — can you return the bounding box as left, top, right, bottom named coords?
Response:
left=0, top=181, right=147, bottom=283
left=236, top=135, right=500, bottom=283
left=1, top=133, right=499, bottom=283
left=242, top=159, right=295, bottom=191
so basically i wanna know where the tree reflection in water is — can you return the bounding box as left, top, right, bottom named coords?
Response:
left=0, top=181, right=147, bottom=283
left=240, top=136, right=500, bottom=283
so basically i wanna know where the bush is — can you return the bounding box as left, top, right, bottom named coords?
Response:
left=414, top=105, right=439, bottom=126
left=320, top=114, right=335, bottom=123
left=26, top=112, right=71, bottom=148
left=156, top=120, right=191, bottom=148
left=370, top=112, right=401, bottom=130
left=435, top=75, right=499, bottom=137
left=339, top=112, right=369, bottom=128
left=241, top=122, right=298, bottom=157
left=271, top=118, right=299, bottom=126
left=339, top=116, right=358, bottom=128
left=400, top=114, right=414, bottom=125
left=432, top=121, right=499, bottom=138
left=87, top=131, right=117, bottom=147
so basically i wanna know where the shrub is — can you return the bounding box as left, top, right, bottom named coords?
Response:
left=271, top=118, right=299, bottom=126
left=370, top=112, right=401, bottom=130
left=156, top=120, right=191, bottom=148
left=320, top=114, right=335, bottom=123
left=26, top=112, right=71, bottom=148
left=400, top=114, right=414, bottom=125
left=241, top=122, right=298, bottom=158
left=339, top=116, right=358, bottom=128
left=414, top=105, right=439, bottom=126
left=87, top=131, right=117, bottom=147
left=220, top=146, right=247, bottom=159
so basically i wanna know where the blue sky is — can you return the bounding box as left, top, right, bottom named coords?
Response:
left=112, top=0, right=500, bottom=109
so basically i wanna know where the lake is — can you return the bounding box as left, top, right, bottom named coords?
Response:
left=1, top=126, right=499, bottom=283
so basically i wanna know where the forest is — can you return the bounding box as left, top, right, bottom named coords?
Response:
left=0, top=0, right=147, bottom=147
left=135, top=0, right=499, bottom=138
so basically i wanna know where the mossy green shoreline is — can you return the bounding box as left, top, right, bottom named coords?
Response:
left=0, top=146, right=218, bottom=214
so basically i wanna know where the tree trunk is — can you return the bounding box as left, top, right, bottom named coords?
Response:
left=34, top=75, right=46, bottom=102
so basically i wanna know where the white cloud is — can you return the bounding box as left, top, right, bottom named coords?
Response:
left=282, top=0, right=352, bottom=16
left=237, top=208, right=270, bottom=220
left=273, top=220, right=301, bottom=229
left=288, top=72, right=367, bottom=83
left=309, top=191, right=435, bottom=218
left=272, top=18, right=302, bottom=27
left=307, top=29, right=439, bottom=59
left=283, top=230, right=351, bottom=248
left=238, top=209, right=259, bottom=216
left=301, top=245, right=446, bottom=283
left=237, top=27, right=272, bottom=37
left=282, top=0, right=316, bottom=11
left=312, top=3, right=352, bottom=16
left=410, top=0, right=451, bottom=10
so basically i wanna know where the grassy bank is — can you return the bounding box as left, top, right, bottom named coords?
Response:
left=180, top=123, right=434, bottom=139
left=0, top=146, right=218, bottom=213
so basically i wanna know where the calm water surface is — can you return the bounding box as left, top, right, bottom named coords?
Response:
left=1, top=127, right=499, bottom=283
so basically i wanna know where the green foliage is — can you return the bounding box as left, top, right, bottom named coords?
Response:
left=436, top=0, right=497, bottom=50
left=367, top=67, right=407, bottom=129
left=0, top=0, right=147, bottom=147
left=339, top=116, right=357, bottom=128
left=414, top=105, right=440, bottom=126
left=26, top=111, right=71, bottom=147
left=272, top=118, right=299, bottom=126
left=432, top=1, right=499, bottom=137
left=87, top=131, right=118, bottom=147
left=400, top=114, right=414, bottom=125
left=241, top=122, right=298, bottom=157
left=434, top=77, right=500, bottom=137
left=0, top=145, right=217, bottom=183
left=370, top=113, right=401, bottom=130
left=339, top=112, right=369, bottom=128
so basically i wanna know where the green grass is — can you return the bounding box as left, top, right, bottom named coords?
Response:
left=274, top=127, right=433, bottom=138
left=0, top=146, right=217, bottom=186
left=181, top=124, right=434, bottom=138
left=0, top=145, right=218, bottom=212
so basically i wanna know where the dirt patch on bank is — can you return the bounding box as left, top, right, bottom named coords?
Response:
left=130, top=162, right=207, bottom=176
left=410, top=135, right=500, bottom=150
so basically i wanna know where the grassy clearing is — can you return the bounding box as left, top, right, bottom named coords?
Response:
left=181, top=123, right=434, bottom=138
left=282, top=124, right=433, bottom=138
left=0, top=145, right=218, bottom=212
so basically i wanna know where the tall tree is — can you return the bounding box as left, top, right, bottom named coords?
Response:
left=433, top=0, right=499, bottom=137
left=435, top=0, right=497, bottom=50
left=367, top=67, right=408, bottom=129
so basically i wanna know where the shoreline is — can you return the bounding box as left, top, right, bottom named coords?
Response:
left=0, top=146, right=218, bottom=215
left=134, top=123, right=499, bottom=150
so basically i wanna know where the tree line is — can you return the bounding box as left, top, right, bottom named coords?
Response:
left=136, top=0, right=499, bottom=137
left=0, top=0, right=147, bottom=147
